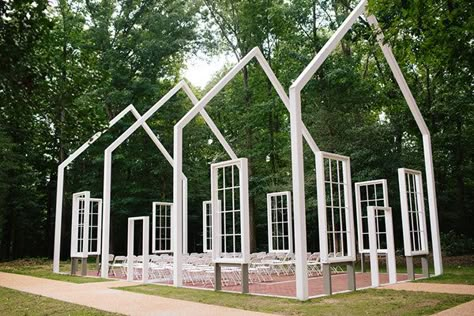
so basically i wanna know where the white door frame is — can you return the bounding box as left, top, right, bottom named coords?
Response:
left=367, top=206, right=397, bottom=287
left=127, top=216, right=149, bottom=283
left=211, top=158, right=250, bottom=264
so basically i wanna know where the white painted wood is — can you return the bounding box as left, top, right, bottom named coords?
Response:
left=267, top=191, right=293, bottom=253
left=367, top=14, right=442, bottom=275
left=367, top=206, right=379, bottom=287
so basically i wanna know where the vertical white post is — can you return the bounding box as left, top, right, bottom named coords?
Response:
left=240, top=158, right=250, bottom=263
left=101, top=151, right=112, bottom=278
left=266, top=195, right=272, bottom=253
left=142, top=217, right=149, bottom=283
left=127, top=218, right=134, bottom=281
left=289, top=87, right=308, bottom=300
left=423, top=135, right=442, bottom=275
left=211, top=165, right=220, bottom=261
left=367, top=206, right=379, bottom=287
left=385, top=208, right=397, bottom=284
left=172, top=128, right=183, bottom=286
left=182, top=177, right=188, bottom=254
left=53, top=167, right=65, bottom=273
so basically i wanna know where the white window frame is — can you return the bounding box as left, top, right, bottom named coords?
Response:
left=267, top=191, right=293, bottom=253
left=367, top=206, right=397, bottom=286
left=152, top=202, right=173, bottom=254
left=87, top=198, right=102, bottom=256
left=398, top=168, right=429, bottom=256
left=202, top=201, right=213, bottom=253
left=70, top=191, right=102, bottom=258
left=316, top=152, right=356, bottom=264
left=355, top=179, right=389, bottom=254
left=211, top=158, right=250, bottom=264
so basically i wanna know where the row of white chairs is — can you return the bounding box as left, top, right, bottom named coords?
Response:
left=105, top=252, right=345, bottom=286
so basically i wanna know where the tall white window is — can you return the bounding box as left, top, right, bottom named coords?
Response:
left=71, top=191, right=102, bottom=257
left=355, top=180, right=388, bottom=254
left=211, top=158, right=250, bottom=264
left=152, top=202, right=172, bottom=253
left=316, top=152, right=355, bottom=263
left=87, top=198, right=102, bottom=255
left=267, top=191, right=293, bottom=253
left=398, top=168, right=429, bottom=256
left=202, top=201, right=213, bottom=253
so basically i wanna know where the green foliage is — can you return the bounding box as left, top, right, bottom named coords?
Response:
left=441, top=230, right=474, bottom=256
left=0, top=0, right=472, bottom=259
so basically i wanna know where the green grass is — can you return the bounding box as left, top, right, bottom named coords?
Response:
left=0, top=258, right=111, bottom=284
left=416, top=265, right=474, bottom=285
left=0, top=287, right=120, bottom=315
left=120, top=285, right=472, bottom=316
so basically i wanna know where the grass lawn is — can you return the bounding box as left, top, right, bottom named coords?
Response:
left=0, top=258, right=110, bottom=284
left=0, top=287, right=119, bottom=315
left=417, top=265, right=474, bottom=285
left=120, top=285, right=472, bottom=316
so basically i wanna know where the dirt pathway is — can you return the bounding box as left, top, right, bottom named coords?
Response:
left=0, top=272, right=273, bottom=316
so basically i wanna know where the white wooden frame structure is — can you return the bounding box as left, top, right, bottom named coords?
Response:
left=54, top=102, right=189, bottom=275
left=54, top=104, right=159, bottom=273
left=288, top=0, right=442, bottom=300
left=267, top=191, right=293, bottom=254
left=355, top=179, right=389, bottom=254
left=127, top=216, right=149, bottom=283
left=211, top=158, right=250, bottom=264
left=202, top=201, right=213, bottom=253
left=172, top=47, right=320, bottom=287
left=99, top=81, right=237, bottom=278
left=152, top=202, right=173, bottom=254
left=367, top=206, right=396, bottom=287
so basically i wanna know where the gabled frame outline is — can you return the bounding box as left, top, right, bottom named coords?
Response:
left=100, top=80, right=237, bottom=278
left=54, top=104, right=173, bottom=273
left=172, top=47, right=321, bottom=287
left=288, top=0, right=442, bottom=300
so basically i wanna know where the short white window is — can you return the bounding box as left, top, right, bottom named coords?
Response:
left=152, top=202, right=172, bottom=253
left=267, top=191, right=293, bottom=253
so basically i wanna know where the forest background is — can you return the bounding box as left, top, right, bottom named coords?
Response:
left=0, top=0, right=472, bottom=259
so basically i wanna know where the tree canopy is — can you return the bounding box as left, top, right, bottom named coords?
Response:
left=0, top=0, right=472, bottom=259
